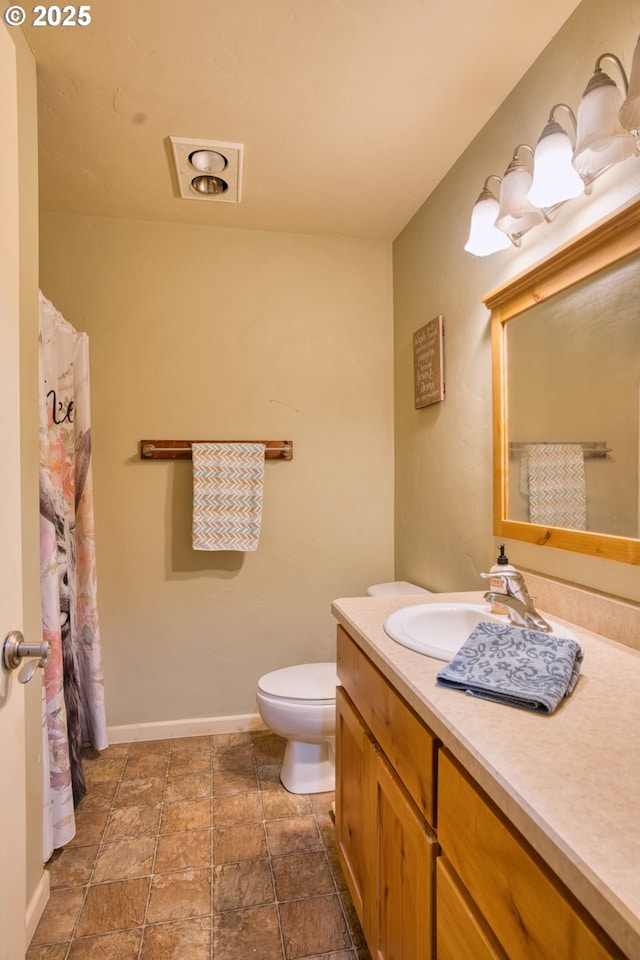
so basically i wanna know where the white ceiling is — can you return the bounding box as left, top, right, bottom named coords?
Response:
left=24, top=0, right=582, bottom=241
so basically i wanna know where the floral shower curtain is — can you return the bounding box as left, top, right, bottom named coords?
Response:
left=39, top=292, right=108, bottom=852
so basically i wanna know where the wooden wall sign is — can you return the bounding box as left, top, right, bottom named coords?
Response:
left=413, top=315, right=445, bottom=408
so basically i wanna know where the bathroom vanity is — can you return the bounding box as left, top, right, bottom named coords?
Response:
left=332, top=591, right=640, bottom=960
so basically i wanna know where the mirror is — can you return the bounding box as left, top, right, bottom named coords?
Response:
left=484, top=197, right=640, bottom=565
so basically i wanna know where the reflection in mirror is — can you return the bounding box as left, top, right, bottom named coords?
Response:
left=485, top=197, right=640, bottom=565
left=507, top=252, right=640, bottom=538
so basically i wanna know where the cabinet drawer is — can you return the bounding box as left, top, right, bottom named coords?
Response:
left=337, top=625, right=437, bottom=827
left=438, top=750, right=624, bottom=960
left=436, top=857, right=508, bottom=960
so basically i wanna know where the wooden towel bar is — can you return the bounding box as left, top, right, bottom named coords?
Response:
left=140, top=440, right=293, bottom=461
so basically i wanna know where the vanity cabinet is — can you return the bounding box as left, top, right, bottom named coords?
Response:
left=335, top=624, right=627, bottom=960
left=336, top=627, right=438, bottom=959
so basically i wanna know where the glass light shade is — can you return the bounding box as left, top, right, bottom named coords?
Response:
left=464, top=194, right=511, bottom=256
left=189, top=149, right=227, bottom=173
left=528, top=128, right=585, bottom=207
left=573, top=81, right=637, bottom=176
left=619, top=36, right=640, bottom=137
left=495, top=165, right=544, bottom=236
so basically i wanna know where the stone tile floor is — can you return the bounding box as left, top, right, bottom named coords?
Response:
left=28, top=731, right=372, bottom=960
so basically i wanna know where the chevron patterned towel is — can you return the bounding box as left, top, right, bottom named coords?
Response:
left=192, top=443, right=265, bottom=551
left=522, top=444, right=587, bottom=530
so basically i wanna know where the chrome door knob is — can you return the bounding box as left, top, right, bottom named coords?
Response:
left=2, top=631, right=51, bottom=684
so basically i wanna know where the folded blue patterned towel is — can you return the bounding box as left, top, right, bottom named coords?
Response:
left=436, top=621, right=583, bottom=714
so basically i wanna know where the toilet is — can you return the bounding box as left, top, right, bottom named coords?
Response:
left=256, top=580, right=430, bottom=793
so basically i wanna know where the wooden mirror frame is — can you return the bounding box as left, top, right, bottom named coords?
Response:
left=484, top=196, right=640, bottom=566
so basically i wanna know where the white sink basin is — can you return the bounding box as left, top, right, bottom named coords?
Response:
left=383, top=602, right=578, bottom=661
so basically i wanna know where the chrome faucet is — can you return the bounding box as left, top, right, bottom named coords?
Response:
left=481, top=570, right=553, bottom=633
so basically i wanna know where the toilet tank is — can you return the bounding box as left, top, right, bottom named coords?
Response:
left=367, top=581, right=430, bottom=597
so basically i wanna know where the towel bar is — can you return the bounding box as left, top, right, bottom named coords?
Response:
left=140, top=440, right=293, bottom=461
left=509, top=441, right=610, bottom=460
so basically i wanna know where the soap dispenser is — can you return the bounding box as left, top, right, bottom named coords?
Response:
left=489, top=544, right=515, bottom=614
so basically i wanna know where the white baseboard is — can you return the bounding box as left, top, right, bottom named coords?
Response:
left=26, top=869, right=50, bottom=947
left=107, top=713, right=268, bottom=744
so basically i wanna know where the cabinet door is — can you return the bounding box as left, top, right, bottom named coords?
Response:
left=369, top=746, right=437, bottom=960
left=436, top=857, right=508, bottom=960
left=438, top=750, right=624, bottom=960
left=335, top=685, right=373, bottom=927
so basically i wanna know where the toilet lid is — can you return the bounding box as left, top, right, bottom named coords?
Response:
left=258, top=662, right=338, bottom=701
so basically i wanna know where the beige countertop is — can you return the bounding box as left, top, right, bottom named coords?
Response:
left=331, top=591, right=640, bottom=960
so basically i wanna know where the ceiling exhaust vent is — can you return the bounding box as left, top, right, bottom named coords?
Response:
left=169, top=137, right=244, bottom=204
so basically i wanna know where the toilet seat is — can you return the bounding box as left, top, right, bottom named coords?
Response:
left=257, top=662, right=337, bottom=704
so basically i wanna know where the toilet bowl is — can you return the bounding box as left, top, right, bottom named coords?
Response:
left=257, top=662, right=338, bottom=794
left=256, top=581, right=430, bottom=794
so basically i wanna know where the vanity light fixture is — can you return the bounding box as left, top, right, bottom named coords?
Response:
left=464, top=176, right=514, bottom=256
left=169, top=137, right=244, bottom=204
left=464, top=38, right=640, bottom=257
left=573, top=53, right=637, bottom=177
left=495, top=145, right=545, bottom=237
left=527, top=104, right=585, bottom=208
